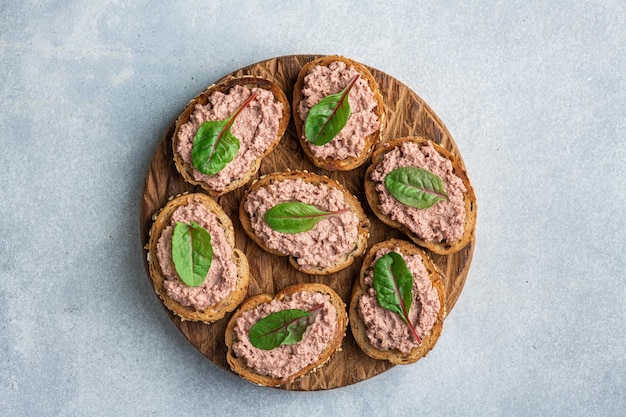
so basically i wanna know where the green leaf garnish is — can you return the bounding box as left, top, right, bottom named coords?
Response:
left=264, top=201, right=349, bottom=234
left=304, top=74, right=360, bottom=146
left=373, top=252, right=421, bottom=344
left=384, top=166, right=448, bottom=209
left=249, top=304, right=323, bottom=350
left=171, top=221, right=213, bottom=287
left=191, top=93, right=257, bottom=175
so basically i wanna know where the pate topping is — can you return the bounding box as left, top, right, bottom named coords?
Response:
left=177, top=85, right=283, bottom=192
left=297, top=61, right=379, bottom=160
left=156, top=198, right=237, bottom=310
left=371, top=141, right=467, bottom=242
left=244, top=178, right=359, bottom=269
left=358, top=247, right=440, bottom=353
left=232, top=291, right=337, bottom=380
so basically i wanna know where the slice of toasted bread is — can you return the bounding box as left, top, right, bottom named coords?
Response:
left=364, top=137, right=477, bottom=255
left=147, top=193, right=249, bottom=323
left=349, top=238, right=445, bottom=365
left=172, top=76, right=290, bottom=197
left=239, top=170, right=370, bottom=275
left=292, top=55, right=385, bottom=171
left=225, top=283, right=347, bottom=387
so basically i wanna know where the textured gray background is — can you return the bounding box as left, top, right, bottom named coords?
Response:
left=1, top=1, right=624, bottom=416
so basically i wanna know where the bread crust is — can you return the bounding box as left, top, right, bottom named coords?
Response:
left=147, top=193, right=249, bottom=323
left=349, top=238, right=445, bottom=364
left=172, top=76, right=290, bottom=197
left=364, top=137, right=477, bottom=255
left=239, top=170, right=370, bottom=275
left=225, top=283, right=347, bottom=387
left=292, top=55, right=385, bottom=171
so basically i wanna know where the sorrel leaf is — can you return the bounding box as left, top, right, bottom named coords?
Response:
left=304, top=74, right=359, bottom=146
left=264, top=201, right=348, bottom=234
left=249, top=304, right=323, bottom=350
left=171, top=221, right=213, bottom=287
left=191, top=93, right=257, bottom=175
left=373, top=251, right=421, bottom=344
left=384, top=166, right=448, bottom=209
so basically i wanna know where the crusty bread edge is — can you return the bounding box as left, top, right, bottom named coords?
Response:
left=172, top=76, right=291, bottom=197
left=292, top=55, right=385, bottom=171
left=224, top=283, right=348, bottom=387
left=239, top=170, right=370, bottom=275
left=349, top=238, right=445, bottom=365
left=147, top=193, right=250, bottom=323
left=364, top=137, right=477, bottom=255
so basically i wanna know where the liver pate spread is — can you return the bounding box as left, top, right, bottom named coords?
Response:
left=244, top=178, right=359, bottom=269
left=371, top=141, right=467, bottom=242
left=358, top=247, right=440, bottom=353
left=297, top=61, right=379, bottom=160
left=232, top=291, right=337, bottom=380
left=177, top=85, right=283, bottom=192
left=156, top=197, right=237, bottom=310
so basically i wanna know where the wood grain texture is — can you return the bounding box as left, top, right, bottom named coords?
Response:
left=139, top=54, right=475, bottom=390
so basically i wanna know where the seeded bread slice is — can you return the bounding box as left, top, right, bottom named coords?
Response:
left=172, top=76, right=290, bottom=197
left=147, top=193, right=249, bottom=323
left=225, top=283, right=348, bottom=387
left=364, top=137, right=477, bottom=255
left=292, top=55, right=385, bottom=171
left=239, top=170, right=370, bottom=275
left=349, top=238, right=445, bottom=365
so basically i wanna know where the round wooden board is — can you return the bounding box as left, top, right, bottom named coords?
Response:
left=140, top=54, right=475, bottom=390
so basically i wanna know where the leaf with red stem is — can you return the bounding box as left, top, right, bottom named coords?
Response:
left=304, top=74, right=360, bottom=146
left=192, top=93, right=257, bottom=175
left=373, top=251, right=422, bottom=344
left=264, top=201, right=350, bottom=234
left=249, top=304, right=324, bottom=350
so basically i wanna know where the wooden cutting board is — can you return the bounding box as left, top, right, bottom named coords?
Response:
left=140, top=54, right=475, bottom=390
